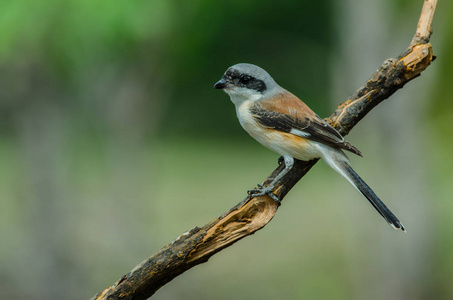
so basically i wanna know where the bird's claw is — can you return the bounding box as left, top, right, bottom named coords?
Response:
left=248, top=184, right=281, bottom=204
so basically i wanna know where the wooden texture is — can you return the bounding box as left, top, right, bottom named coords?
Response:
left=92, top=1, right=437, bottom=299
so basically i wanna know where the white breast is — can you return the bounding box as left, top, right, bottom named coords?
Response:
left=236, top=101, right=270, bottom=141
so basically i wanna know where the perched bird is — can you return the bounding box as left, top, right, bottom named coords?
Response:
left=214, top=63, right=405, bottom=231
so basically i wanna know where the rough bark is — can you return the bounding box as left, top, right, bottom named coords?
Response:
left=92, top=1, right=437, bottom=299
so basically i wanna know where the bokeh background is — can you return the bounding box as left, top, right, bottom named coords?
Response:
left=1, top=0, right=452, bottom=299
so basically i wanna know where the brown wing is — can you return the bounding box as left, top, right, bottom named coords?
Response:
left=250, top=91, right=362, bottom=156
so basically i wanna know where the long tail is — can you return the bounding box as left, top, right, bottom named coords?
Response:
left=319, top=147, right=405, bottom=231
left=341, top=162, right=405, bottom=231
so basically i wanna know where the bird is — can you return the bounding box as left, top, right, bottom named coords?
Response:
left=214, top=63, right=405, bottom=231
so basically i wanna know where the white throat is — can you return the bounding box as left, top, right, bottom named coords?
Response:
left=225, top=88, right=263, bottom=107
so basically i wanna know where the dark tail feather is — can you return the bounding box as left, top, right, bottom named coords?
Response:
left=342, top=163, right=405, bottom=232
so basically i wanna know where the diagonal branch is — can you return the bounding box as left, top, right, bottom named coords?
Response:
left=92, top=1, right=437, bottom=299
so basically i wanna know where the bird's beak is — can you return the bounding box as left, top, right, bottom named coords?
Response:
left=214, top=78, right=229, bottom=89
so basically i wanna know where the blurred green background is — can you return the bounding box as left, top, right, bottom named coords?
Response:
left=1, top=0, right=452, bottom=299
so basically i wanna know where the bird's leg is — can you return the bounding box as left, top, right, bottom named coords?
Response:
left=248, top=156, right=294, bottom=203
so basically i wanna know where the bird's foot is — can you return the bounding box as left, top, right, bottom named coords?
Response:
left=248, top=184, right=281, bottom=204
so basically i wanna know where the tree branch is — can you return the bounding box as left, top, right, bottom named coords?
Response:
left=92, top=1, right=437, bottom=299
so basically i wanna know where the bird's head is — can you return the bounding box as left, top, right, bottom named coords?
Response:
left=214, top=63, right=279, bottom=105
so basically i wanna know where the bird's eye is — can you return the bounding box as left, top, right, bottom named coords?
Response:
left=240, top=75, right=251, bottom=84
